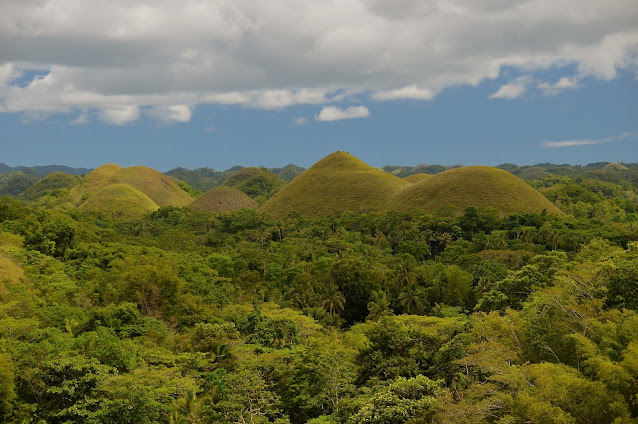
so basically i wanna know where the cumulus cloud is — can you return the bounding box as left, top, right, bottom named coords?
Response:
left=538, top=77, right=581, bottom=95
left=315, top=106, right=370, bottom=122
left=542, top=132, right=635, bottom=148
left=294, top=117, right=308, bottom=126
left=99, top=105, right=139, bottom=125
left=372, top=86, right=435, bottom=101
left=489, top=76, right=534, bottom=99
left=147, top=105, right=192, bottom=123
left=0, top=0, right=636, bottom=123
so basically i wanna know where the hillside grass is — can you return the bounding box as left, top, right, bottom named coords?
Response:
left=78, top=184, right=160, bottom=219
left=70, top=164, right=192, bottom=208
left=0, top=253, right=24, bottom=284
left=403, top=174, right=431, bottom=183
left=390, top=166, right=563, bottom=215
left=189, top=186, right=258, bottom=213
left=22, top=172, right=80, bottom=201
left=602, top=162, right=628, bottom=171
left=261, top=151, right=410, bottom=218
left=0, top=232, right=25, bottom=284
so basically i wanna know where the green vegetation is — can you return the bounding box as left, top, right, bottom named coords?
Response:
left=21, top=172, right=80, bottom=201
left=189, top=186, right=258, bottom=213
left=0, top=173, right=40, bottom=197
left=603, top=162, right=629, bottom=171
left=0, top=155, right=637, bottom=423
left=391, top=166, right=564, bottom=215
left=224, top=167, right=286, bottom=202
left=165, top=164, right=304, bottom=193
left=78, top=184, right=160, bottom=219
left=261, top=151, right=410, bottom=218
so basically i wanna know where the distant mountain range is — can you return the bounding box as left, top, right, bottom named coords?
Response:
left=0, top=163, right=92, bottom=176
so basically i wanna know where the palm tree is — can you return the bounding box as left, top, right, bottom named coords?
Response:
left=321, top=284, right=346, bottom=316
left=367, top=290, right=394, bottom=321
left=398, top=283, right=428, bottom=315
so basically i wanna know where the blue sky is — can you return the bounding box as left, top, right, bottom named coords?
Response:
left=1, top=1, right=637, bottom=171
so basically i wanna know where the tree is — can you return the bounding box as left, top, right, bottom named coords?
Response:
left=321, top=284, right=346, bottom=317
left=367, top=291, right=395, bottom=322
left=208, top=370, right=284, bottom=424
left=398, top=283, right=428, bottom=315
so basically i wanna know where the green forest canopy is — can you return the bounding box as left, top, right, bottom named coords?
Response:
left=0, top=155, right=637, bottom=423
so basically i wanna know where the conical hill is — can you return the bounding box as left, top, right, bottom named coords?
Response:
left=189, top=186, right=258, bottom=213
left=223, top=167, right=286, bottom=199
left=260, top=151, right=410, bottom=218
left=391, top=166, right=563, bottom=215
left=71, top=164, right=192, bottom=207
left=22, top=172, right=80, bottom=201
left=78, top=184, right=160, bottom=219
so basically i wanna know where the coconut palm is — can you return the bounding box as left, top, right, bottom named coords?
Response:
left=398, top=283, right=428, bottom=315
left=321, top=284, right=346, bottom=316
left=367, top=290, right=394, bottom=321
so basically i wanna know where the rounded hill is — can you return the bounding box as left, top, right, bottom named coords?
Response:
left=224, top=167, right=286, bottom=200
left=189, top=186, right=258, bottom=213
left=78, top=184, right=160, bottom=219
left=602, top=162, right=628, bottom=171
left=22, top=172, right=80, bottom=201
left=403, top=174, right=431, bottom=183
left=390, top=166, right=563, bottom=215
left=70, top=164, right=192, bottom=207
left=261, top=151, right=410, bottom=218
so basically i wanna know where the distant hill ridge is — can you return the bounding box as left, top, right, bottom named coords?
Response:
left=0, top=163, right=91, bottom=176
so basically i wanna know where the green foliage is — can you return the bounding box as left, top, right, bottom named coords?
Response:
left=345, top=375, right=443, bottom=424
left=1, top=162, right=638, bottom=423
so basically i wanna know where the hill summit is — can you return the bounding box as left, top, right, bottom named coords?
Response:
left=260, top=151, right=409, bottom=218
left=71, top=164, right=192, bottom=208
left=391, top=166, right=563, bottom=215
left=189, top=186, right=258, bottom=213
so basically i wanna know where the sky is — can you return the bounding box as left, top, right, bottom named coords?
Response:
left=1, top=0, right=637, bottom=171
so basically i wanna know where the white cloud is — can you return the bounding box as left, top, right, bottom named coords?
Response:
left=147, top=104, right=192, bottom=123
left=538, top=77, right=581, bottom=95
left=489, top=76, right=534, bottom=99
left=0, top=0, right=636, bottom=123
left=315, top=105, right=370, bottom=122
left=542, top=132, right=635, bottom=148
left=372, top=86, right=435, bottom=101
left=99, top=105, right=139, bottom=125
left=294, top=117, right=308, bottom=126
left=0, top=63, right=21, bottom=87
left=70, top=112, right=90, bottom=125
left=204, top=125, right=216, bottom=132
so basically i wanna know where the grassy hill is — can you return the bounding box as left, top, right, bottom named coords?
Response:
left=22, top=172, right=80, bottom=201
left=261, top=151, right=410, bottom=218
left=71, top=164, right=192, bottom=208
left=391, top=166, right=563, bottom=215
left=78, top=184, right=160, bottom=219
left=189, top=186, right=258, bottom=213
left=602, top=162, right=628, bottom=171
left=224, top=167, right=286, bottom=201
left=403, top=174, right=431, bottom=183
